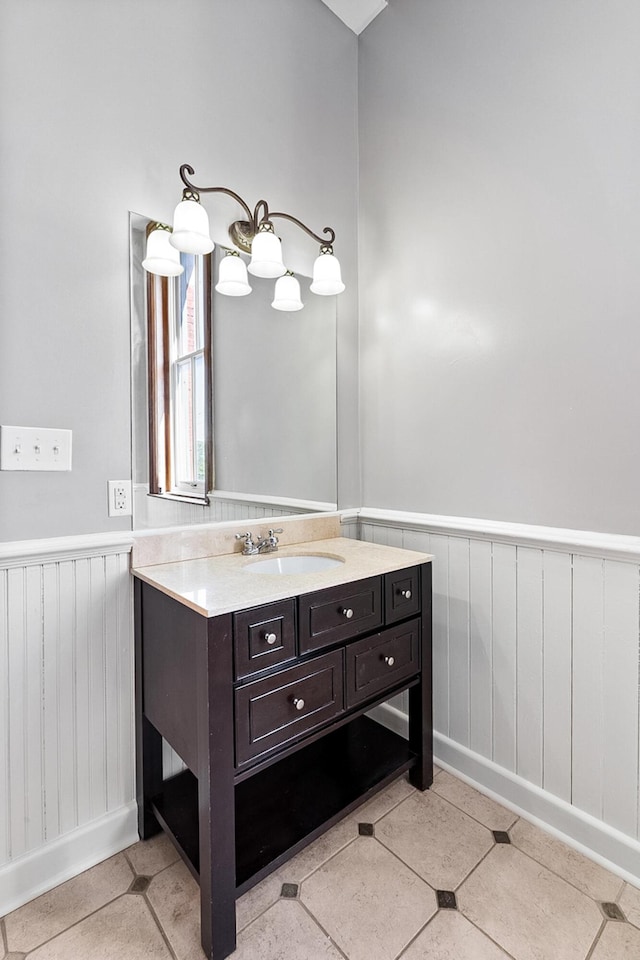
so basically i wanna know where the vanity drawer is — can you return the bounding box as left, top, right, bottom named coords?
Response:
left=234, top=600, right=296, bottom=680
left=235, top=649, right=344, bottom=765
left=298, top=576, right=382, bottom=655
left=345, top=618, right=421, bottom=709
left=385, top=567, right=421, bottom=624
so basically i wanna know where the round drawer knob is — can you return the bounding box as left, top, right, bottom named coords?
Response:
left=401, top=589, right=412, bottom=600
left=264, top=632, right=277, bottom=645
left=293, top=697, right=305, bottom=711
left=384, top=655, right=395, bottom=667
left=342, top=608, right=354, bottom=619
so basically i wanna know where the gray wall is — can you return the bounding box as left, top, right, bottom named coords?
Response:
left=0, top=0, right=358, bottom=541
left=358, top=0, right=640, bottom=534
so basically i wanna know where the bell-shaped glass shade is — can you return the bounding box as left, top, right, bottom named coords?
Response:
left=215, top=253, right=251, bottom=297
left=169, top=199, right=214, bottom=255
left=248, top=230, right=286, bottom=278
left=142, top=227, right=184, bottom=277
left=271, top=273, right=303, bottom=312
left=310, top=251, right=345, bottom=295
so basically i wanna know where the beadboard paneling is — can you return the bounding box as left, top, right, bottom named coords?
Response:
left=0, top=548, right=134, bottom=869
left=360, top=516, right=640, bottom=842
left=603, top=561, right=640, bottom=837
left=133, top=484, right=328, bottom=529
left=541, top=551, right=573, bottom=803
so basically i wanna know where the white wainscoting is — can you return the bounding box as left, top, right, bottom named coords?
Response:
left=360, top=508, right=640, bottom=884
left=3, top=510, right=639, bottom=914
left=0, top=533, right=139, bottom=915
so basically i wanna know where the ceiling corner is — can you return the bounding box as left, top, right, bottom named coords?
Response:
left=319, top=0, right=388, bottom=36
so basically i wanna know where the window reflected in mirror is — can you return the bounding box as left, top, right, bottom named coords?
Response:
left=146, top=241, right=212, bottom=503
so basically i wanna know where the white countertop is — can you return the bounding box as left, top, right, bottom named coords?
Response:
left=132, top=537, right=432, bottom=618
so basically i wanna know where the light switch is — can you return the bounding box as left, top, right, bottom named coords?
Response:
left=0, top=425, right=72, bottom=471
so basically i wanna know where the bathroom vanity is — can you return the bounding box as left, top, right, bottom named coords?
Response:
left=133, top=534, right=433, bottom=960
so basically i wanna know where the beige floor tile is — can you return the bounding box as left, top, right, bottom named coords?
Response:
left=400, top=909, right=511, bottom=959
left=432, top=772, right=517, bottom=831
left=433, top=764, right=442, bottom=777
left=301, top=837, right=437, bottom=960
left=619, top=882, right=640, bottom=929
left=126, top=833, right=180, bottom=877
left=4, top=853, right=133, bottom=953
left=510, top=818, right=623, bottom=901
left=376, top=790, right=494, bottom=889
left=589, top=920, right=640, bottom=959
left=233, top=899, right=343, bottom=960
left=26, top=895, right=172, bottom=960
left=282, top=815, right=358, bottom=883
left=236, top=870, right=285, bottom=932
left=147, top=860, right=205, bottom=960
left=351, top=774, right=415, bottom=823
left=458, top=845, right=602, bottom=960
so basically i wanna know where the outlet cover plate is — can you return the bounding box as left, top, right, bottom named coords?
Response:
left=107, top=479, right=132, bottom=517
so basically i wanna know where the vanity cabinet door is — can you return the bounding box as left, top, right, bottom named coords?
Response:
left=384, top=567, right=421, bottom=624
left=235, top=650, right=344, bottom=766
left=298, top=576, right=382, bottom=654
left=234, top=600, right=296, bottom=680
left=345, top=618, right=421, bottom=709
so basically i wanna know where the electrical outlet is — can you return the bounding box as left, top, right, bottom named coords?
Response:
left=107, top=479, right=132, bottom=517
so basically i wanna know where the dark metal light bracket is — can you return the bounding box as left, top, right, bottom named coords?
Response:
left=179, top=163, right=336, bottom=255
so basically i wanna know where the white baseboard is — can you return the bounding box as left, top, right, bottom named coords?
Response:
left=0, top=802, right=139, bottom=916
left=369, top=703, right=640, bottom=888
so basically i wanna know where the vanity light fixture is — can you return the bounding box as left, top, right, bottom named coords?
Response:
left=272, top=271, right=304, bottom=312
left=215, top=250, right=252, bottom=297
left=143, top=164, right=345, bottom=311
left=141, top=223, right=184, bottom=277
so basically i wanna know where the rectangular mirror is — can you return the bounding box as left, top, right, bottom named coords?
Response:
left=130, top=213, right=338, bottom=529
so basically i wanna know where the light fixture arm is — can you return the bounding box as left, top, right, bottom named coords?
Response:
left=178, top=164, right=336, bottom=252
left=266, top=210, right=335, bottom=248
left=179, top=163, right=253, bottom=222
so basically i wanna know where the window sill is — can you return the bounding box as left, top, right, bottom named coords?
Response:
left=148, top=492, right=210, bottom=507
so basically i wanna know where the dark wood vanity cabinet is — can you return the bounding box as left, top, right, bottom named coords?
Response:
left=134, top=561, right=432, bottom=960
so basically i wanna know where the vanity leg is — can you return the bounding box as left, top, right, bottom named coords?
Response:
left=197, top=614, right=236, bottom=960
left=409, top=563, right=433, bottom=791
left=134, top=578, right=163, bottom=837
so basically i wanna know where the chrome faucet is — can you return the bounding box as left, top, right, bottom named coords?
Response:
left=236, top=528, right=284, bottom=556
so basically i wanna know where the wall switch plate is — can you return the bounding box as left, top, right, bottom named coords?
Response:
left=0, top=425, right=72, bottom=471
left=107, top=480, right=132, bottom=517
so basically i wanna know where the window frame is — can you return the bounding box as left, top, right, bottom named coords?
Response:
left=146, top=239, right=213, bottom=505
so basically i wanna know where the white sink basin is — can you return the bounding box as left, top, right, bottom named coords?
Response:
left=245, top=554, right=345, bottom=575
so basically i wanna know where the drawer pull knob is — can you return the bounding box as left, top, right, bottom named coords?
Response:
left=342, top=607, right=354, bottom=619
left=384, top=655, right=395, bottom=667
left=401, top=589, right=412, bottom=599
left=264, top=632, right=277, bottom=645
left=293, top=697, right=305, bottom=711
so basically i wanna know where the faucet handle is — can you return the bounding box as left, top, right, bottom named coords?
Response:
left=235, top=532, right=259, bottom=555
left=266, top=528, right=283, bottom=551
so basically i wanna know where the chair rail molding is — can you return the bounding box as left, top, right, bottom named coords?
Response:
left=0, top=531, right=134, bottom=568
left=358, top=507, right=640, bottom=562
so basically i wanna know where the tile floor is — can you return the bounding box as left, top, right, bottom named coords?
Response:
left=3, top=767, right=640, bottom=960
